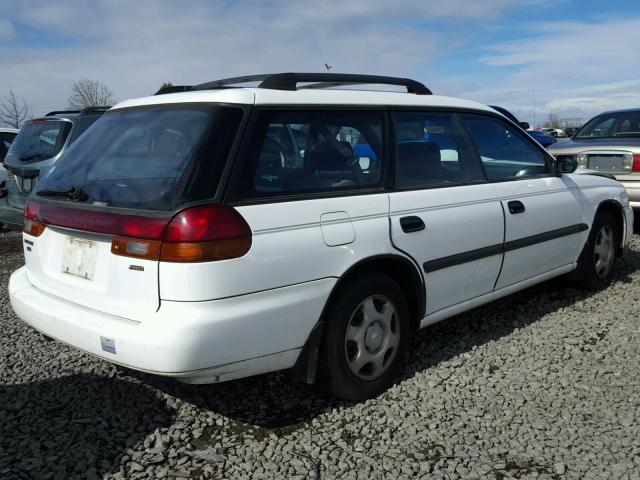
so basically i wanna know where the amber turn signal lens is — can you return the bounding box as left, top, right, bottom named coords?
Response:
left=160, top=236, right=252, bottom=262
left=23, top=219, right=46, bottom=237
left=111, top=237, right=162, bottom=260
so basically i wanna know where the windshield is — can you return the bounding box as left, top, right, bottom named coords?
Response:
left=575, top=111, right=640, bottom=139
left=36, top=105, right=244, bottom=212
left=5, top=120, right=71, bottom=163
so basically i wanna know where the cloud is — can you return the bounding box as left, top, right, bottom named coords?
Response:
left=472, top=17, right=640, bottom=123
left=0, top=18, right=15, bottom=39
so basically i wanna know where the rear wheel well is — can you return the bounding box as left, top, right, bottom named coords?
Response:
left=326, top=256, right=425, bottom=331
left=595, top=201, right=624, bottom=256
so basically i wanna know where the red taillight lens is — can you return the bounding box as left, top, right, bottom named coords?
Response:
left=25, top=201, right=252, bottom=262
left=633, top=154, right=640, bottom=172
left=23, top=202, right=46, bottom=237
left=161, top=204, right=252, bottom=262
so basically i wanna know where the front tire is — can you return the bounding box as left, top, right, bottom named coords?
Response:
left=320, top=274, right=409, bottom=400
left=574, top=211, right=617, bottom=290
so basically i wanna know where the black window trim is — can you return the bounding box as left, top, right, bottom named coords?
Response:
left=224, top=106, right=390, bottom=205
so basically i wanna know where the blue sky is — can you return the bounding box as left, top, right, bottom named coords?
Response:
left=0, top=0, right=639, bottom=126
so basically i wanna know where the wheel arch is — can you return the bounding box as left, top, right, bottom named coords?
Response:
left=289, top=253, right=425, bottom=384
left=595, top=199, right=625, bottom=256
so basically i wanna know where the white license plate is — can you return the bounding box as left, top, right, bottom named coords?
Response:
left=61, top=237, right=98, bottom=280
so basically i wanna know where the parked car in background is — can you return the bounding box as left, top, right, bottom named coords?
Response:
left=551, top=128, right=565, bottom=138
left=9, top=73, right=632, bottom=400
left=0, top=107, right=110, bottom=229
left=0, top=127, right=19, bottom=198
left=549, top=108, right=640, bottom=210
left=489, top=106, right=556, bottom=148
left=564, top=127, right=580, bottom=137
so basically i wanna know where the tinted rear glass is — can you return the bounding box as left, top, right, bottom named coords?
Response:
left=69, top=114, right=103, bottom=144
left=5, top=121, right=71, bottom=163
left=575, top=111, right=640, bottom=139
left=0, top=132, right=17, bottom=161
left=36, top=105, right=243, bottom=211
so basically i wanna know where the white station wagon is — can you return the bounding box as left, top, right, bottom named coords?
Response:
left=9, top=73, right=633, bottom=400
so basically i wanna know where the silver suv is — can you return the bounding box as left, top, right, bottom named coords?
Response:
left=548, top=108, right=640, bottom=209
left=0, top=107, right=109, bottom=229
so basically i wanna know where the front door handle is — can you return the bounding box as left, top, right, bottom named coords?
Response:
left=507, top=200, right=525, bottom=214
left=400, top=216, right=425, bottom=233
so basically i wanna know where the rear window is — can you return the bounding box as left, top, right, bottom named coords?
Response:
left=36, top=105, right=244, bottom=211
left=575, top=111, right=640, bottom=139
left=5, top=121, right=71, bottom=163
left=0, top=132, right=17, bottom=161
left=68, top=114, right=103, bottom=144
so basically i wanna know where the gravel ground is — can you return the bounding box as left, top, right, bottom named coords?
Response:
left=1, top=229, right=639, bottom=480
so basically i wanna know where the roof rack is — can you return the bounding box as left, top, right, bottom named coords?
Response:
left=155, top=85, right=193, bottom=95
left=190, top=73, right=432, bottom=95
left=45, top=110, right=80, bottom=116
left=79, top=106, right=111, bottom=115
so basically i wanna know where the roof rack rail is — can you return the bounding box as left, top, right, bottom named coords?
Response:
left=192, top=73, right=432, bottom=95
left=45, top=110, right=80, bottom=116
left=79, top=106, right=112, bottom=115
left=155, top=85, right=193, bottom=95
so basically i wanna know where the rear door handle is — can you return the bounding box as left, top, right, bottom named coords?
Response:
left=400, top=216, right=425, bottom=233
left=507, top=200, right=525, bottom=214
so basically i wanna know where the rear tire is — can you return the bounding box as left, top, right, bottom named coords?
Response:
left=320, top=273, right=409, bottom=401
left=574, top=211, right=617, bottom=290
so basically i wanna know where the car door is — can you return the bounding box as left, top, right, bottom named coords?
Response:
left=461, top=113, right=584, bottom=289
left=388, top=111, right=505, bottom=316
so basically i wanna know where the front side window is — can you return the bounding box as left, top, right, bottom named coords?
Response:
left=236, top=110, right=384, bottom=199
left=462, top=114, right=548, bottom=180
left=393, top=111, right=484, bottom=188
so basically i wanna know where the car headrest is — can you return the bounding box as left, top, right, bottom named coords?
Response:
left=309, top=141, right=354, bottom=172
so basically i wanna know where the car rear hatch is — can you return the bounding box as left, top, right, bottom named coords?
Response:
left=23, top=103, right=245, bottom=319
left=3, top=119, right=72, bottom=209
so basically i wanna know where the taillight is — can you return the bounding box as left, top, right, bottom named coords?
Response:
left=160, top=204, right=252, bottom=262
left=112, top=204, right=252, bottom=262
left=23, top=202, right=46, bottom=237
left=24, top=201, right=252, bottom=263
left=633, top=154, right=640, bottom=172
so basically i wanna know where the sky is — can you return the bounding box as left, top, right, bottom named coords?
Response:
left=0, top=0, right=639, bottom=126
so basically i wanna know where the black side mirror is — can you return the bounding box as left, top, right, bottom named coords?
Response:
left=556, top=156, right=578, bottom=173
left=518, top=121, right=530, bottom=130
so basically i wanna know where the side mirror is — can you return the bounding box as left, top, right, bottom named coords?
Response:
left=556, top=156, right=578, bottom=173
left=519, top=121, right=530, bottom=130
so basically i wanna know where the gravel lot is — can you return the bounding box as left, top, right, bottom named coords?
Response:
left=1, top=229, right=639, bottom=480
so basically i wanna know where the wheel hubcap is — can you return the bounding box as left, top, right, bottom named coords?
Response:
left=594, top=224, right=614, bottom=278
left=344, top=295, right=400, bottom=380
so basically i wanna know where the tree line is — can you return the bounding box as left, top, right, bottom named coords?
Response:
left=0, top=79, right=116, bottom=128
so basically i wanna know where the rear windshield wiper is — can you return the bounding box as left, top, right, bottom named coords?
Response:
left=36, top=186, right=89, bottom=202
left=18, top=154, right=45, bottom=162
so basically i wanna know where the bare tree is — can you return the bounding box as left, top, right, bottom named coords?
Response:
left=543, top=112, right=561, bottom=129
left=0, top=89, right=31, bottom=128
left=68, top=78, right=115, bottom=109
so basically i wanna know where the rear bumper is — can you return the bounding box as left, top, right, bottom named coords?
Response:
left=9, top=266, right=335, bottom=383
left=619, top=180, right=640, bottom=209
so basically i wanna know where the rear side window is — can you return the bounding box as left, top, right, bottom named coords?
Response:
left=235, top=110, right=384, bottom=199
left=462, top=114, right=548, bottom=180
left=393, top=112, right=484, bottom=187
left=5, top=120, right=71, bottom=163
left=36, top=105, right=244, bottom=211
left=69, top=114, right=103, bottom=144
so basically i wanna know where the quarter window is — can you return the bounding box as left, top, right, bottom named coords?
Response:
left=393, top=112, right=484, bottom=188
left=462, top=115, right=548, bottom=180
left=238, top=111, right=384, bottom=198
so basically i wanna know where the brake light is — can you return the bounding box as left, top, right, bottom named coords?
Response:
left=633, top=154, right=640, bottom=172
left=31, top=119, right=47, bottom=124
left=160, top=205, right=252, bottom=262
left=24, top=201, right=252, bottom=262
left=23, top=202, right=46, bottom=237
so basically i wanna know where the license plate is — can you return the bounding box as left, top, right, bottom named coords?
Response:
left=588, top=156, right=623, bottom=172
left=61, top=237, right=98, bottom=280
left=19, top=176, right=37, bottom=193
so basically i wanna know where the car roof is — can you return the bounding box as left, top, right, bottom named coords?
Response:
left=112, top=87, right=495, bottom=113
